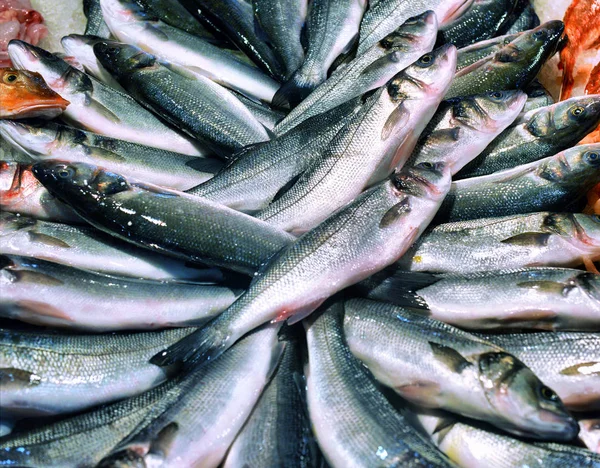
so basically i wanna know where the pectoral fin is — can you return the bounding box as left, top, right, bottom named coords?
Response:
left=500, top=232, right=552, bottom=247
left=28, top=231, right=71, bottom=249
left=0, top=368, right=42, bottom=389
left=429, top=342, right=472, bottom=373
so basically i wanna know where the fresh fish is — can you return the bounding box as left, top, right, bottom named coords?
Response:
left=83, top=0, right=111, bottom=37
left=223, top=337, right=318, bottom=468
left=0, top=212, right=223, bottom=282
left=409, top=90, right=527, bottom=174
left=61, top=34, right=127, bottom=91
left=274, top=11, right=439, bottom=135
left=273, top=0, right=368, bottom=108
left=99, top=0, right=280, bottom=103
left=303, top=302, right=454, bottom=467
left=177, top=0, right=285, bottom=79
left=504, top=0, right=541, bottom=35
left=151, top=162, right=452, bottom=369
left=438, top=0, right=519, bottom=48
left=94, top=41, right=270, bottom=159
left=98, top=324, right=284, bottom=467
left=258, top=45, right=457, bottom=234
left=356, top=0, right=474, bottom=55
left=7, top=40, right=207, bottom=157
left=0, top=379, right=181, bottom=467
left=0, top=161, right=81, bottom=224
left=253, top=0, right=308, bottom=79
left=134, top=0, right=213, bottom=38
left=480, top=332, right=600, bottom=411
left=0, top=326, right=193, bottom=417
left=522, top=79, right=554, bottom=113
left=456, top=33, right=522, bottom=71
left=0, top=67, right=69, bottom=119
left=231, top=89, right=286, bottom=131
left=457, top=96, right=600, bottom=179
left=344, top=298, right=578, bottom=440
left=188, top=98, right=363, bottom=213
left=360, top=267, right=600, bottom=331
left=579, top=417, right=600, bottom=453
left=436, top=144, right=600, bottom=223
left=417, top=413, right=599, bottom=468
left=0, top=120, right=220, bottom=190
left=31, top=161, right=295, bottom=275
left=0, top=254, right=240, bottom=331
left=445, top=21, right=564, bottom=99
left=396, top=212, right=600, bottom=274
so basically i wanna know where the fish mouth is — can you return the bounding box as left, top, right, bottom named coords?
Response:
left=3, top=100, right=70, bottom=119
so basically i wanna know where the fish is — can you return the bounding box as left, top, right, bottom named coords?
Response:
left=456, top=95, right=600, bottom=179
left=0, top=120, right=221, bottom=191
left=417, top=412, right=599, bottom=468
left=0, top=67, right=69, bottom=119
left=93, top=41, right=270, bottom=160
left=522, top=79, right=554, bottom=113
left=359, top=267, right=600, bottom=331
left=504, top=0, right=540, bottom=34
left=344, top=298, right=579, bottom=440
left=97, top=324, right=284, bottom=467
left=230, top=89, right=286, bottom=131
left=187, top=98, right=363, bottom=213
left=272, top=0, right=368, bottom=108
left=60, top=34, right=127, bottom=91
left=395, top=212, right=600, bottom=274
left=435, top=144, right=600, bottom=223
left=7, top=40, right=207, bottom=157
left=274, top=11, right=439, bottom=135
left=356, top=0, right=474, bottom=55
left=134, top=0, right=214, bottom=39
left=408, top=90, right=527, bottom=175
left=438, top=0, right=519, bottom=49
left=257, top=45, right=457, bottom=234
left=445, top=21, right=565, bottom=99
left=479, top=332, right=600, bottom=411
left=0, top=161, right=81, bottom=224
left=0, top=254, right=240, bottom=331
left=456, top=32, right=522, bottom=71
left=31, top=161, right=295, bottom=275
left=578, top=417, right=600, bottom=453
left=177, top=0, right=286, bottom=80
left=303, top=302, right=454, bottom=467
left=223, top=336, right=319, bottom=468
left=253, top=0, right=308, bottom=79
left=151, top=161, right=452, bottom=369
left=0, top=212, right=223, bottom=282
left=0, top=326, right=194, bottom=417
left=587, top=183, right=600, bottom=215
left=99, top=0, right=281, bottom=103
left=83, top=0, right=111, bottom=37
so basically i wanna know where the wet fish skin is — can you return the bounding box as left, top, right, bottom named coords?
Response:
left=0, top=119, right=220, bottom=191
left=344, top=298, right=579, bottom=440
left=0, top=212, right=223, bottom=282
left=224, top=337, right=319, bottom=468
left=275, top=10, right=439, bottom=135
left=522, top=79, right=554, bottom=113
left=188, top=98, right=363, bottom=213
left=0, top=326, right=193, bottom=417
left=445, top=21, right=565, bottom=99
left=7, top=40, right=206, bottom=157
left=456, top=32, right=522, bottom=71
left=356, top=0, right=474, bottom=55
left=83, top=0, right=111, bottom=37
left=134, top=0, right=213, bottom=38
left=409, top=90, right=527, bottom=174
left=457, top=95, right=600, bottom=179
left=231, top=89, right=286, bottom=131
left=505, top=1, right=540, bottom=34
left=303, top=302, right=454, bottom=467
left=396, top=212, right=600, bottom=274
left=0, top=161, right=81, bottom=224
left=151, top=162, right=452, bottom=369
left=99, top=324, right=284, bottom=467
left=31, top=161, right=295, bottom=275
left=0, top=255, right=239, bottom=331
left=0, top=68, right=69, bottom=119
left=253, top=0, right=308, bottom=79
left=94, top=41, right=270, bottom=160
left=480, top=332, right=600, bottom=411
left=273, top=0, right=368, bottom=108
left=99, top=0, right=280, bottom=103
left=436, top=144, right=600, bottom=223
left=258, top=45, right=457, bottom=234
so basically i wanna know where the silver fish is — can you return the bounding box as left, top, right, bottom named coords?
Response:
left=83, top=0, right=111, bottom=38
left=456, top=33, right=522, bottom=71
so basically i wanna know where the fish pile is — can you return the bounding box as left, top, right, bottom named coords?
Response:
left=0, top=0, right=599, bottom=466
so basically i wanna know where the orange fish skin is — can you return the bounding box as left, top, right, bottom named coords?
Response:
left=0, top=68, right=69, bottom=119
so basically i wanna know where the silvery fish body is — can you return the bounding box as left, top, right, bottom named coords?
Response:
left=456, top=33, right=522, bottom=71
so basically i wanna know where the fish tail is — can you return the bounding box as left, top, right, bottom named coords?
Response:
left=272, top=71, right=321, bottom=109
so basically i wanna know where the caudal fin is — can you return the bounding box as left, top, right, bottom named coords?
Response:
left=272, top=72, right=320, bottom=109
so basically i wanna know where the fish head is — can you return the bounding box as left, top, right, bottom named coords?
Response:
left=0, top=120, right=62, bottom=157
left=0, top=161, right=43, bottom=211
left=576, top=272, right=600, bottom=301
left=0, top=68, right=69, bottom=119
left=93, top=40, right=156, bottom=82
left=31, top=160, right=131, bottom=205
left=388, top=44, right=457, bottom=101
left=380, top=11, right=438, bottom=52
left=450, top=90, right=527, bottom=132
left=529, top=95, right=600, bottom=140
left=569, top=213, right=600, bottom=253
left=538, top=144, right=600, bottom=186
left=391, top=161, right=452, bottom=203
left=478, top=351, right=579, bottom=441
left=60, top=34, right=104, bottom=63
left=100, top=0, right=156, bottom=27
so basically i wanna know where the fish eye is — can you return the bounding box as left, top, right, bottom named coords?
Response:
left=571, top=106, right=585, bottom=117
left=586, top=151, right=600, bottom=162
left=593, top=215, right=600, bottom=223
left=3, top=73, right=18, bottom=84
left=416, top=162, right=434, bottom=169
left=416, top=54, right=434, bottom=67
left=540, top=386, right=559, bottom=402
left=532, top=30, right=547, bottom=39
left=488, top=91, right=505, bottom=100
left=56, top=167, right=74, bottom=179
